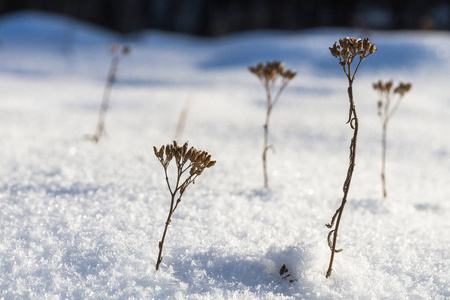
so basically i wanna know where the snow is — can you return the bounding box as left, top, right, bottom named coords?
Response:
left=0, top=11, right=449, bottom=299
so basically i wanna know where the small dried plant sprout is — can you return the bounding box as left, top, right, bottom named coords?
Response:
left=153, top=141, right=216, bottom=271
left=326, top=37, right=376, bottom=278
left=279, top=264, right=297, bottom=283
left=373, top=80, right=412, bottom=198
left=249, top=61, right=296, bottom=188
left=88, top=44, right=131, bottom=143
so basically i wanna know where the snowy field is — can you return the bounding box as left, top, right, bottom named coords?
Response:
left=0, top=11, right=449, bottom=299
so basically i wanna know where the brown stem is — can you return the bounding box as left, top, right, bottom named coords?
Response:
left=92, top=56, right=119, bottom=143
left=326, top=82, right=358, bottom=278
left=174, top=96, right=192, bottom=140
left=156, top=160, right=186, bottom=270
left=263, top=104, right=272, bottom=188
left=381, top=120, right=388, bottom=198
left=155, top=192, right=176, bottom=270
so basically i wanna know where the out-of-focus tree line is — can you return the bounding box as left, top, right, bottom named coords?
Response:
left=0, top=0, right=448, bottom=35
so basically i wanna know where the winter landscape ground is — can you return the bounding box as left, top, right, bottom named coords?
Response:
left=0, top=11, right=449, bottom=299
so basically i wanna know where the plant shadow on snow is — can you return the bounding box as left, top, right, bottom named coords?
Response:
left=348, top=198, right=392, bottom=215
left=170, top=249, right=300, bottom=297
left=231, top=187, right=275, bottom=203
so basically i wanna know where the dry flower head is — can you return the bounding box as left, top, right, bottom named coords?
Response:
left=153, top=141, right=216, bottom=178
left=373, top=80, right=412, bottom=116
left=329, top=37, right=376, bottom=68
left=249, top=61, right=297, bottom=82
left=110, top=43, right=131, bottom=56
left=373, top=80, right=412, bottom=97
left=393, top=82, right=412, bottom=96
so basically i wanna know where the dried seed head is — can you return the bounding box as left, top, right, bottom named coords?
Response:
left=386, top=81, right=393, bottom=92
left=363, top=38, right=371, bottom=51
left=394, top=82, right=412, bottom=96
left=283, top=70, right=297, bottom=80
left=249, top=63, right=264, bottom=77
left=122, top=45, right=131, bottom=55
left=250, top=61, right=295, bottom=84
left=329, top=42, right=340, bottom=58
left=181, top=142, right=188, bottom=156
left=331, top=37, right=376, bottom=68
left=204, top=154, right=211, bottom=165
left=153, top=146, right=159, bottom=158
left=357, top=40, right=363, bottom=51
left=166, top=150, right=174, bottom=162
left=373, top=80, right=381, bottom=91
left=377, top=100, right=383, bottom=109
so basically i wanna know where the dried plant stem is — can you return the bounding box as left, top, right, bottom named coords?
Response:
left=91, top=56, right=119, bottom=143
left=381, top=120, right=388, bottom=198
left=262, top=81, right=287, bottom=188
left=262, top=83, right=272, bottom=188
left=326, top=37, right=376, bottom=278
left=326, top=82, right=358, bottom=278
left=156, top=168, right=181, bottom=271
left=175, top=96, right=192, bottom=140
left=153, top=142, right=216, bottom=271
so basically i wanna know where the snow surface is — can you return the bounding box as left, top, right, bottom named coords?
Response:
left=0, top=11, right=449, bottom=299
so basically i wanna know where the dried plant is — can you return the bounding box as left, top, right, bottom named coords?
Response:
left=153, top=141, right=216, bottom=271
left=249, top=61, right=296, bottom=188
left=174, top=96, right=192, bottom=140
left=326, top=37, right=376, bottom=278
left=88, top=44, right=131, bottom=143
left=279, top=264, right=297, bottom=283
left=373, top=80, right=412, bottom=198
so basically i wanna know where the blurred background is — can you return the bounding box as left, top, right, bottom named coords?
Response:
left=0, top=0, right=448, bottom=36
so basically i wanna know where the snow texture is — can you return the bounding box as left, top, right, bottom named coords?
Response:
left=0, top=11, right=449, bottom=299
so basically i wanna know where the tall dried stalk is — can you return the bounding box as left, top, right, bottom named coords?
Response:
left=249, top=61, right=296, bottom=188
left=326, top=37, right=376, bottom=278
left=174, top=96, right=192, bottom=140
left=153, top=141, right=216, bottom=271
left=89, top=44, right=130, bottom=143
left=373, top=81, right=412, bottom=198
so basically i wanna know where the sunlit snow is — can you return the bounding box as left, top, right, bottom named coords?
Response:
left=0, top=11, right=449, bottom=299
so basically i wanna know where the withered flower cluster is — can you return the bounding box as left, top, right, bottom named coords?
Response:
left=154, top=141, right=216, bottom=179
left=373, top=80, right=412, bottom=95
left=373, top=80, right=412, bottom=114
left=249, top=61, right=297, bottom=82
left=394, top=82, right=412, bottom=96
left=373, top=80, right=394, bottom=93
left=329, top=37, right=376, bottom=69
